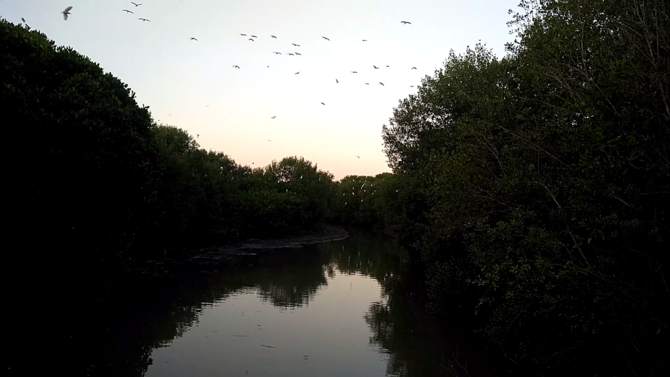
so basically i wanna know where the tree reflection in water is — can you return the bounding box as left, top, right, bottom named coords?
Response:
left=6, top=231, right=494, bottom=377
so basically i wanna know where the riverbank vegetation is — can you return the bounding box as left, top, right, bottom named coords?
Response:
left=3, top=0, right=668, bottom=375
left=337, top=0, right=670, bottom=375
left=3, top=18, right=337, bottom=274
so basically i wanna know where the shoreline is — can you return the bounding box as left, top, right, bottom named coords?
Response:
left=187, top=224, right=350, bottom=262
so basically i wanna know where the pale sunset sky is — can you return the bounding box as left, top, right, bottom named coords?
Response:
left=3, top=0, right=518, bottom=180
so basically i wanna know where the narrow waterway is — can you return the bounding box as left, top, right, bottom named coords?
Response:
left=6, top=231, right=496, bottom=377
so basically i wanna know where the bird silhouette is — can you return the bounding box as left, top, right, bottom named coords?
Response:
left=400, top=20, right=411, bottom=24
left=250, top=35, right=257, bottom=38
left=362, top=39, right=367, bottom=42
left=271, top=116, right=276, bottom=119
left=131, top=2, right=142, bottom=7
left=295, top=71, right=300, bottom=75
left=321, top=102, right=325, bottom=105
left=379, top=82, right=385, bottom=86
left=294, top=52, right=301, bottom=56
left=267, top=140, right=272, bottom=142
left=273, top=52, right=282, bottom=55
left=336, top=79, right=339, bottom=83
left=240, top=33, right=247, bottom=36
left=373, top=65, right=379, bottom=69
left=233, top=65, right=240, bottom=69
left=138, top=18, right=150, bottom=22
left=292, top=43, right=300, bottom=47
left=351, top=71, right=358, bottom=73
left=190, top=37, right=197, bottom=41
left=356, top=156, right=360, bottom=159
left=322, top=36, right=330, bottom=41
left=411, top=67, right=417, bottom=70
left=410, top=85, right=415, bottom=88
left=62, top=6, right=73, bottom=20
left=271, top=35, right=277, bottom=38
left=248, top=38, right=255, bottom=41
left=386, top=65, right=390, bottom=67
left=122, top=9, right=134, bottom=14
left=288, top=53, right=295, bottom=56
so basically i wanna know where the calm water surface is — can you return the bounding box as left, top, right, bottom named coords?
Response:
left=8, top=232, right=494, bottom=377
left=145, top=233, right=453, bottom=377
left=146, top=273, right=388, bottom=376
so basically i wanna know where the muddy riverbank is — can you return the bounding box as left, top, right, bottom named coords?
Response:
left=148, top=225, right=350, bottom=271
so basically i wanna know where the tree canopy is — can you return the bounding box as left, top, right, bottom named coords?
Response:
left=374, top=0, right=670, bottom=374
left=2, top=19, right=337, bottom=272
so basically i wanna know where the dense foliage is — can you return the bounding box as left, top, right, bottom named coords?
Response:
left=2, top=19, right=336, bottom=273
left=368, top=0, right=669, bottom=375
left=327, top=173, right=427, bottom=248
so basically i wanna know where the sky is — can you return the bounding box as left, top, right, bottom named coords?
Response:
left=3, top=0, right=519, bottom=180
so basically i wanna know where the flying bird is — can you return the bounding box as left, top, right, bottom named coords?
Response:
left=273, top=52, right=282, bottom=55
left=248, top=38, right=255, bottom=41
left=292, top=43, right=300, bottom=47
left=131, top=2, right=142, bottom=7
left=294, top=52, right=301, bottom=56
left=400, top=21, right=411, bottom=24
left=271, top=116, right=276, bottom=119
left=336, top=79, right=339, bottom=83
left=321, top=102, right=325, bottom=105
left=362, top=39, right=367, bottom=42
left=271, top=35, right=277, bottom=38
left=365, top=83, right=369, bottom=85
left=386, top=65, right=390, bottom=67
left=62, top=6, right=73, bottom=20
left=322, top=36, right=330, bottom=41
left=240, top=33, right=247, bottom=36
left=122, top=9, right=134, bottom=13
left=411, top=67, right=417, bottom=70
left=410, top=85, right=415, bottom=88
left=356, top=156, right=360, bottom=159
left=138, top=18, right=150, bottom=22
left=373, top=65, right=379, bottom=69
left=190, top=37, right=197, bottom=41
left=288, top=53, right=295, bottom=56
left=267, top=140, right=272, bottom=142
left=295, top=71, right=300, bottom=74
left=233, top=65, right=240, bottom=69
left=379, top=82, right=385, bottom=86
left=351, top=71, right=358, bottom=73
left=250, top=35, right=257, bottom=38
left=21, top=17, right=25, bottom=23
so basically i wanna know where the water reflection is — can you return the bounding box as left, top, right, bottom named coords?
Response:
left=6, top=232, right=476, bottom=377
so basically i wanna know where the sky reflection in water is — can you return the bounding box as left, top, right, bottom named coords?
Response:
left=146, top=270, right=387, bottom=377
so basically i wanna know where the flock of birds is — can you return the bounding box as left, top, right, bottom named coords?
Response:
left=56, top=4, right=418, bottom=92
left=45, top=4, right=422, bottom=160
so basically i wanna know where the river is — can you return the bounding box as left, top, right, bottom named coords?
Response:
left=6, top=231, right=496, bottom=377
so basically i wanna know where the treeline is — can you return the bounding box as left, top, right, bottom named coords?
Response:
left=326, top=173, right=427, bottom=247
left=1, top=19, right=336, bottom=273
left=335, top=0, right=670, bottom=375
